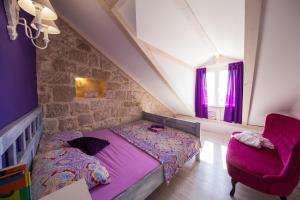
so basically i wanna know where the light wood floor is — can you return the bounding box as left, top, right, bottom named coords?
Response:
left=147, top=131, right=300, bottom=200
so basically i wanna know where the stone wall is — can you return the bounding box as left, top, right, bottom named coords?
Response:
left=37, top=19, right=173, bottom=134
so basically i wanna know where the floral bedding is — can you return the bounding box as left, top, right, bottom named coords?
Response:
left=111, top=120, right=200, bottom=183
left=38, top=131, right=83, bottom=153
left=32, top=148, right=111, bottom=199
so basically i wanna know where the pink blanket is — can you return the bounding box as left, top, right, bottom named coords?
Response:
left=84, top=129, right=160, bottom=200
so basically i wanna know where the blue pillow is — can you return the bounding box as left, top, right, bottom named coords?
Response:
left=67, top=137, right=110, bottom=155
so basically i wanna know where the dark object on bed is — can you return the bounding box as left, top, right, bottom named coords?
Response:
left=150, top=124, right=165, bottom=129
left=148, top=124, right=165, bottom=132
left=68, top=137, right=110, bottom=155
left=147, top=127, right=164, bottom=132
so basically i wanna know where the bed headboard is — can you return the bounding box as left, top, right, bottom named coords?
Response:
left=0, top=107, right=43, bottom=169
left=142, top=112, right=200, bottom=138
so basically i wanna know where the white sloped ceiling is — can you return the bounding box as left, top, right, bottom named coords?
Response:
left=248, top=0, right=300, bottom=125
left=135, top=0, right=215, bottom=67
left=150, top=50, right=196, bottom=112
left=51, top=0, right=191, bottom=115
left=187, top=0, right=245, bottom=59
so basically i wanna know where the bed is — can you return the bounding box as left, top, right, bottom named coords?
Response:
left=0, top=107, right=201, bottom=200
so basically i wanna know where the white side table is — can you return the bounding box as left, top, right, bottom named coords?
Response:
left=39, top=179, right=92, bottom=200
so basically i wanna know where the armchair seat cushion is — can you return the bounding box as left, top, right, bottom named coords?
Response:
left=227, top=135, right=283, bottom=178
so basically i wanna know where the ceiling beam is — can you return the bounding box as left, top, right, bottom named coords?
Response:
left=243, top=0, right=263, bottom=125
left=143, top=41, right=195, bottom=70
left=103, top=0, right=119, bottom=9
left=96, top=0, right=194, bottom=115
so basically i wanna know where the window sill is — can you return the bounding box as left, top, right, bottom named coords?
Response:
left=208, top=106, right=225, bottom=109
left=175, top=114, right=263, bottom=132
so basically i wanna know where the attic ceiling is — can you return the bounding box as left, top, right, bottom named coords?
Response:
left=50, top=0, right=300, bottom=126
left=50, top=0, right=245, bottom=117
left=119, top=0, right=245, bottom=67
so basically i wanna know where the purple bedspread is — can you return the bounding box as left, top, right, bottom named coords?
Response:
left=111, top=120, right=200, bottom=183
left=83, top=129, right=160, bottom=200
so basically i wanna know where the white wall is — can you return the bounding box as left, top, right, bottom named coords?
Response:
left=150, top=50, right=196, bottom=112
left=248, top=0, right=300, bottom=126
left=177, top=115, right=263, bottom=136
left=187, top=0, right=245, bottom=59
left=290, top=97, right=300, bottom=120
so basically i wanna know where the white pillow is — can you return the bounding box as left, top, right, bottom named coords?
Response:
left=233, top=131, right=275, bottom=149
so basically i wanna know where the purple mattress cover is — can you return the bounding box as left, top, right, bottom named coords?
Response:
left=83, top=129, right=160, bottom=200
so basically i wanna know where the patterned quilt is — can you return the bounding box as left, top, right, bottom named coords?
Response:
left=111, top=120, right=200, bottom=183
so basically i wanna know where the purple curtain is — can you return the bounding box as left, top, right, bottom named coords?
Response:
left=195, top=68, right=208, bottom=118
left=224, top=61, right=244, bottom=124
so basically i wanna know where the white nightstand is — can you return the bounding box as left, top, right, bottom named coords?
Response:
left=39, top=179, right=92, bottom=200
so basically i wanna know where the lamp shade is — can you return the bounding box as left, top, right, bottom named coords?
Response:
left=31, top=19, right=60, bottom=34
left=18, top=0, right=58, bottom=20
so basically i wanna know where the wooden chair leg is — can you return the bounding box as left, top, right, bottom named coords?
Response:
left=230, top=179, right=237, bottom=197
left=279, top=196, right=287, bottom=200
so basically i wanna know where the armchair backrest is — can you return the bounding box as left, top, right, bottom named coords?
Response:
left=263, top=113, right=300, bottom=166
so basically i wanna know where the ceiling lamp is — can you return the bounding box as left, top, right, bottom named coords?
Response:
left=3, top=0, right=60, bottom=49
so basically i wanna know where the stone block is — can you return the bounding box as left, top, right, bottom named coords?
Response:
left=70, top=102, right=90, bottom=115
left=89, top=54, right=99, bottom=67
left=105, top=91, right=114, bottom=99
left=92, top=69, right=111, bottom=80
left=53, top=85, right=76, bottom=102
left=39, top=70, right=71, bottom=84
left=38, top=84, right=48, bottom=93
left=101, top=56, right=118, bottom=72
left=111, top=107, right=127, bottom=117
left=68, top=49, right=88, bottom=64
left=124, top=101, right=140, bottom=107
left=46, top=103, right=69, bottom=118
left=90, top=100, right=104, bottom=110
left=76, top=66, right=92, bottom=77
left=76, top=39, right=91, bottom=52
left=121, top=82, right=131, bottom=90
left=78, top=114, right=93, bottom=126
left=52, top=59, right=76, bottom=73
left=107, top=82, right=121, bottom=90
left=111, top=71, right=129, bottom=83
left=38, top=93, right=51, bottom=104
left=44, top=118, right=59, bottom=131
left=93, top=109, right=110, bottom=121
left=115, top=91, right=126, bottom=100
left=59, top=118, right=78, bottom=131
left=103, top=118, right=120, bottom=127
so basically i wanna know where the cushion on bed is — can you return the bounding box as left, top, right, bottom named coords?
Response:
left=67, top=137, right=110, bottom=155
left=38, top=131, right=83, bottom=153
left=32, top=148, right=111, bottom=200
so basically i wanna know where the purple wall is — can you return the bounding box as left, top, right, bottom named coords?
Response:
left=0, top=3, right=38, bottom=129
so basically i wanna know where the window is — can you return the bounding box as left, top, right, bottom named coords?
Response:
left=207, top=69, right=228, bottom=107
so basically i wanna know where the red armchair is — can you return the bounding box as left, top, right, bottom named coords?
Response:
left=226, top=114, right=300, bottom=200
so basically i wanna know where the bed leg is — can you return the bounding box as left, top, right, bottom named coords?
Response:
left=195, top=153, right=200, bottom=162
